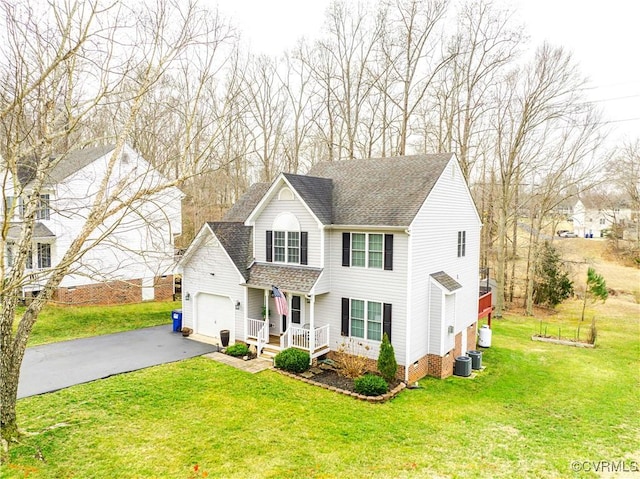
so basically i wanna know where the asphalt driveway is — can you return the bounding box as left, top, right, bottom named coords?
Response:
left=18, top=325, right=218, bottom=398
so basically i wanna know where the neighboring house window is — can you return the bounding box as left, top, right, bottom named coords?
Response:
left=26, top=249, right=32, bottom=269
left=6, top=242, right=14, bottom=267
left=266, top=230, right=308, bottom=265
left=599, top=218, right=605, bottom=225
left=457, top=231, right=466, bottom=257
left=342, top=233, right=393, bottom=270
left=4, top=196, right=15, bottom=217
left=37, top=243, right=51, bottom=268
left=341, top=298, right=392, bottom=342
left=36, top=194, right=50, bottom=220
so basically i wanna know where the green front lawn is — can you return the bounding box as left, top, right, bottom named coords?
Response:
left=23, top=301, right=179, bottom=346
left=3, top=298, right=638, bottom=478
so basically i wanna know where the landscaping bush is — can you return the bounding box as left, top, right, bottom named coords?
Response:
left=274, top=348, right=310, bottom=373
left=354, top=373, right=388, bottom=396
left=335, top=339, right=370, bottom=378
left=225, top=343, right=249, bottom=357
left=377, top=332, right=397, bottom=382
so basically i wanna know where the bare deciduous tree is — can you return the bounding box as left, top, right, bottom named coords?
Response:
left=0, top=0, right=232, bottom=443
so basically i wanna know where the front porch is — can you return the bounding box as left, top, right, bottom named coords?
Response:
left=246, top=318, right=331, bottom=360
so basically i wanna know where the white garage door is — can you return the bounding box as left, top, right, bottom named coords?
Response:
left=195, top=293, right=234, bottom=342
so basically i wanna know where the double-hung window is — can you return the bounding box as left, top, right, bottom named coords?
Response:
left=36, top=194, right=50, bottom=220
left=347, top=233, right=385, bottom=269
left=343, top=298, right=388, bottom=342
left=267, top=230, right=307, bottom=265
left=37, top=243, right=51, bottom=268
left=287, top=232, right=300, bottom=263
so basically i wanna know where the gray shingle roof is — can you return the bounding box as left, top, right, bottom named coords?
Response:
left=283, top=173, right=333, bottom=224
left=223, top=182, right=270, bottom=222
left=18, top=145, right=116, bottom=186
left=308, top=153, right=453, bottom=226
left=430, top=271, right=462, bottom=292
left=6, top=222, right=56, bottom=240
left=207, top=222, right=253, bottom=280
left=246, top=263, right=322, bottom=293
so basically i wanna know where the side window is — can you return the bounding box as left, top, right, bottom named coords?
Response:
left=457, top=231, right=466, bottom=258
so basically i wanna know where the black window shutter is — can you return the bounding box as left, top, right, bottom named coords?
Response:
left=266, top=230, right=273, bottom=262
left=384, top=234, right=393, bottom=270
left=300, top=231, right=308, bottom=265
left=462, top=231, right=466, bottom=257
left=342, top=233, right=350, bottom=267
left=383, top=303, right=392, bottom=341
left=341, top=298, right=350, bottom=336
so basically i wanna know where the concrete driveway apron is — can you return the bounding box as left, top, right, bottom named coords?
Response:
left=18, top=325, right=217, bottom=398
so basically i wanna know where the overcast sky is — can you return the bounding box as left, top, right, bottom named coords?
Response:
left=210, top=0, right=640, bottom=146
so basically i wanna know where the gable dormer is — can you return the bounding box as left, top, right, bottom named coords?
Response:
left=245, top=175, right=332, bottom=268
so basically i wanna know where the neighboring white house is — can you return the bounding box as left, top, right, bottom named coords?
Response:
left=178, top=154, right=484, bottom=382
left=570, top=198, right=635, bottom=238
left=2, top=144, right=182, bottom=304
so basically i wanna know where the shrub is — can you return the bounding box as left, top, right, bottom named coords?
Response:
left=377, top=333, right=397, bottom=382
left=225, top=343, right=249, bottom=357
left=354, top=373, right=388, bottom=396
left=274, top=348, right=310, bottom=373
left=532, top=241, right=574, bottom=307
left=335, top=339, right=370, bottom=379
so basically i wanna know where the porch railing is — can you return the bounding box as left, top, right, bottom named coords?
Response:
left=478, top=291, right=492, bottom=317
left=247, top=318, right=268, bottom=355
left=288, top=324, right=330, bottom=351
left=247, top=318, right=266, bottom=339
left=314, top=324, right=329, bottom=349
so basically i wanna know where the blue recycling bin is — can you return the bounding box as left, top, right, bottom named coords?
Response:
left=172, top=309, right=183, bottom=332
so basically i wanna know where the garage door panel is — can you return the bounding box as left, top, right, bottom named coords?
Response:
left=195, top=293, right=234, bottom=342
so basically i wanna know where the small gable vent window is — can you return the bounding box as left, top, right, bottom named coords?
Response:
left=278, top=187, right=294, bottom=201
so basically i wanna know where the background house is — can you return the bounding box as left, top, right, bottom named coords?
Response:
left=2, top=144, right=182, bottom=304
left=178, top=154, right=483, bottom=381
left=570, top=198, right=635, bottom=238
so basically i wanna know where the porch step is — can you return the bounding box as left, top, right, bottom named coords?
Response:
left=260, top=346, right=280, bottom=360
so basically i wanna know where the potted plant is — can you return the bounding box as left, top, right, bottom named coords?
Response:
left=181, top=327, right=193, bottom=337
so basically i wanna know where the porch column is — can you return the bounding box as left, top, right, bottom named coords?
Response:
left=264, top=289, right=269, bottom=321
left=308, top=294, right=315, bottom=364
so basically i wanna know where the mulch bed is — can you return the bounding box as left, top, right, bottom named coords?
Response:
left=309, top=369, right=403, bottom=393
left=278, top=365, right=406, bottom=402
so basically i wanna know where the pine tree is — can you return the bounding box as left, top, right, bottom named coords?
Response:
left=581, top=267, right=608, bottom=322
left=532, top=242, right=574, bottom=307
left=377, top=333, right=398, bottom=383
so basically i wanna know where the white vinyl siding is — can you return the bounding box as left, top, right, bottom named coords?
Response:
left=254, top=187, right=322, bottom=267
left=408, top=157, right=481, bottom=362
left=323, top=229, right=408, bottom=363
left=180, top=231, right=245, bottom=339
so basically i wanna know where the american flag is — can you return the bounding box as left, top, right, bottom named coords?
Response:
left=272, top=286, right=288, bottom=316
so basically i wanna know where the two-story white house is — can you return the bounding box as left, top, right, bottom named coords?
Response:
left=2, top=144, right=182, bottom=304
left=570, top=198, right=636, bottom=238
left=178, top=154, right=483, bottom=382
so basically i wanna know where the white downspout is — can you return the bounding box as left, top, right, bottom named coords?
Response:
left=405, top=228, right=412, bottom=383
